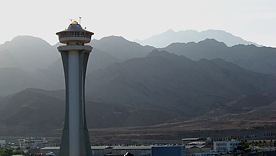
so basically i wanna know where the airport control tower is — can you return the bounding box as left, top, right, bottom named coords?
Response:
left=56, top=21, right=94, bottom=156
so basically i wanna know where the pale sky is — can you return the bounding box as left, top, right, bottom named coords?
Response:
left=1, top=0, right=276, bottom=47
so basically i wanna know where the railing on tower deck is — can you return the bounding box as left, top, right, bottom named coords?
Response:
left=58, top=32, right=92, bottom=40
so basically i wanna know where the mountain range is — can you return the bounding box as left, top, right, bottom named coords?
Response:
left=0, top=30, right=276, bottom=136
left=162, top=39, right=276, bottom=75
left=1, top=50, right=276, bottom=135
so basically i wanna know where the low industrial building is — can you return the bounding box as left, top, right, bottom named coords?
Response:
left=18, top=137, right=48, bottom=149
left=213, top=140, right=240, bottom=154
left=0, top=139, right=6, bottom=147
left=152, top=146, right=185, bottom=156
left=41, top=145, right=184, bottom=156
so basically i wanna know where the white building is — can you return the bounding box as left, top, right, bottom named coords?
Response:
left=213, top=140, right=240, bottom=154
left=19, top=137, right=48, bottom=149
left=0, top=139, right=6, bottom=147
left=194, top=151, right=218, bottom=156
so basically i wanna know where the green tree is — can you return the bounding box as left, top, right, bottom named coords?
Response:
left=237, top=140, right=249, bottom=151
left=0, top=148, right=13, bottom=156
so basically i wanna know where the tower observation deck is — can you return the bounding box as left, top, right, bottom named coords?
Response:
left=57, top=21, right=93, bottom=45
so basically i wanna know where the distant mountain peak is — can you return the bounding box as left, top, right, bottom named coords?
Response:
left=12, top=35, right=44, bottom=40
left=91, top=35, right=155, bottom=61
left=97, top=35, right=127, bottom=41
left=147, top=49, right=176, bottom=58
left=136, top=29, right=257, bottom=48
left=3, top=35, right=51, bottom=47
left=164, top=29, right=175, bottom=33
left=92, top=35, right=141, bottom=47
left=0, top=35, right=59, bottom=73
left=198, top=38, right=228, bottom=46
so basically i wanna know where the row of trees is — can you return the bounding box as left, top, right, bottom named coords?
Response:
left=0, top=148, right=12, bottom=156
left=0, top=148, right=24, bottom=156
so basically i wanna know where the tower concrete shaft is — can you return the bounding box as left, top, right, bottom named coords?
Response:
left=56, top=21, right=94, bottom=156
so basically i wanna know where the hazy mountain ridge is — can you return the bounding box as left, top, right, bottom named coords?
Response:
left=0, top=68, right=35, bottom=96
left=91, top=36, right=155, bottom=60
left=0, top=50, right=275, bottom=135
left=137, top=29, right=257, bottom=48
left=0, top=36, right=136, bottom=96
left=162, top=39, right=276, bottom=75
left=0, top=36, right=59, bottom=72
left=86, top=50, right=276, bottom=109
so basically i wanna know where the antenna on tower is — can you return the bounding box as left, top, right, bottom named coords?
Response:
left=79, top=16, right=82, bottom=24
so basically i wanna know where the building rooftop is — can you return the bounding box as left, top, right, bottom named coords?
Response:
left=113, top=146, right=152, bottom=150
left=185, top=145, right=206, bottom=149
left=71, top=21, right=78, bottom=25
left=56, top=21, right=93, bottom=34
left=91, top=146, right=112, bottom=150
left=56, top=21, right=94, bottom=44
left=66, top=21, right=84, bottom=31
left=187, top=141, right=206, bottom=146
left=181, top=138, right=201, bottom=141
left=41, top=147, right=60, bottom=150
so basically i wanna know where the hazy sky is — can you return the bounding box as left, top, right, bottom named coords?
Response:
left=1, top=0, right=276, bottom=47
